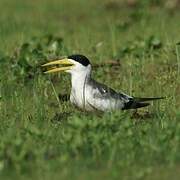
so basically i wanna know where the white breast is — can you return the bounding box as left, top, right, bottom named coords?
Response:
left=70, top=83, right=122, bottom=112
left=69, top=69, right=91, bottom=110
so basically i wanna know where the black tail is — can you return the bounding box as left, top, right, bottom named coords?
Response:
left=122, top=97, right=165, bottom=110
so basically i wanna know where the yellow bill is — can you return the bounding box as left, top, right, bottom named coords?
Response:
left=42, top=58, right=74, bottom=73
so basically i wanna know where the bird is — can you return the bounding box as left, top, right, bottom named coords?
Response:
left=42, top=54, right=164, bottom=112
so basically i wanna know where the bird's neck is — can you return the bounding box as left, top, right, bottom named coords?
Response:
left=70, top=69, right=92, bottom=108
left=71, top=71, right=91, bottom=90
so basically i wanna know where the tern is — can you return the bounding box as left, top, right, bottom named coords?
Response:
left=42, top=54, right=164, bottom=112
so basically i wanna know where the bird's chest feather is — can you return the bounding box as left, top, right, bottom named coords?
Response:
left=70, top=78, right=86, bottom=106
left=70, top=83, right=93, bottom=110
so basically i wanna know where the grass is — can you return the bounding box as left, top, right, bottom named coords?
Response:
left=0, top=0, right=180, bottom=179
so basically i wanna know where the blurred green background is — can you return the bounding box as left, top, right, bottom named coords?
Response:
left=0, top=0, right=180, bottom=179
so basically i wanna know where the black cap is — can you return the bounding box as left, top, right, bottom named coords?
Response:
left=68, top=54, right=90, bottom=66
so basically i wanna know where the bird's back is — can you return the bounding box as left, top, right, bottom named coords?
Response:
left=84, top=79, right=132, bottom=111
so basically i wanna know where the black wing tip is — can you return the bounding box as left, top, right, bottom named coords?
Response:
left=122, top=96, right=165, bottom=110
left=122, top=101, right=150, bottom=110
left=133, top=97, right=166, bottom=102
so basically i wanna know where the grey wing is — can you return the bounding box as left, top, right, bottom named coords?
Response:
left=87, top=79, right=132, bottom=110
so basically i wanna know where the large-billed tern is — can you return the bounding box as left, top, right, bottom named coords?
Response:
left=42, top=54, right=163, bottom=112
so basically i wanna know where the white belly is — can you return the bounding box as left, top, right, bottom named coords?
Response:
left=70, top=87, right=95, bottom=111
left=70, top=85, right=122, bottom=112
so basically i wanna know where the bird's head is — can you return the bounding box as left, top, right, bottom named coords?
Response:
left=42, top=54, right=91, bottom=76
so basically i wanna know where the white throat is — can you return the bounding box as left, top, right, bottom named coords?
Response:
left=70, top=65, right=92, bottom=107
left=71, top=67, right=91, bottom=91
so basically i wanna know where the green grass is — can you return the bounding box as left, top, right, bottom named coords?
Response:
left=0, top=0, right=180, bottom=179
